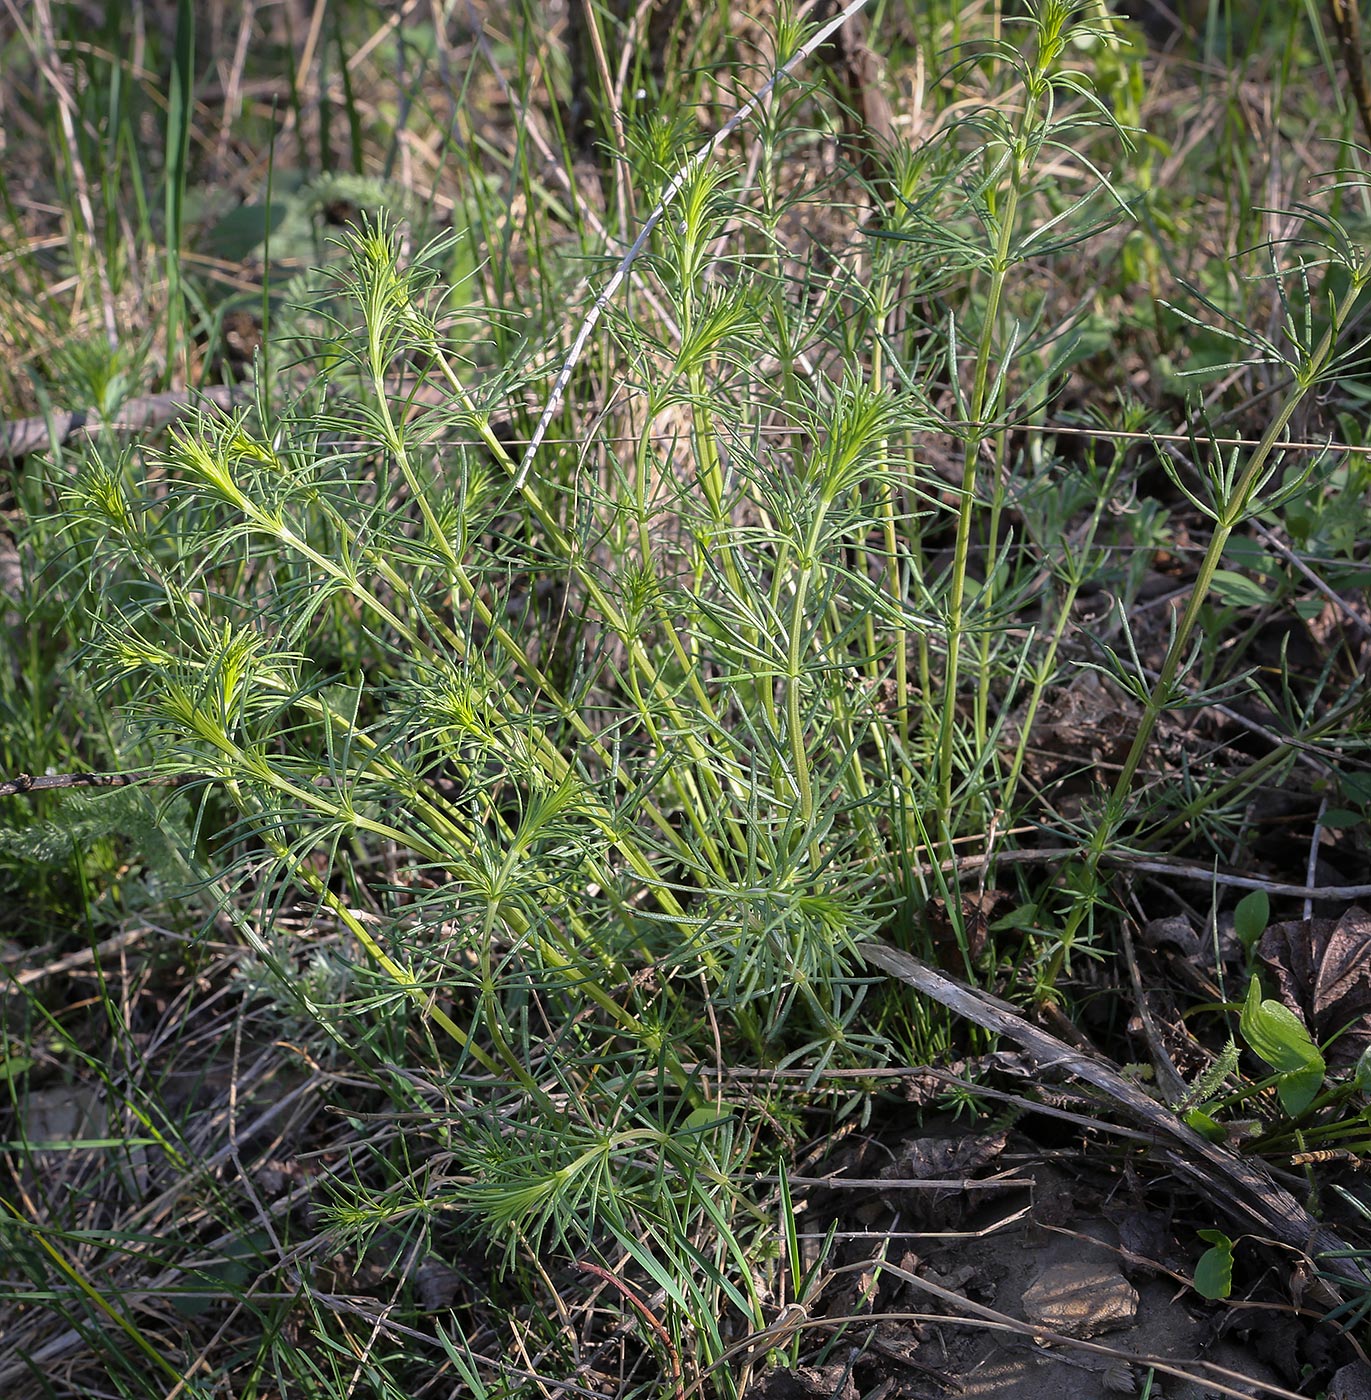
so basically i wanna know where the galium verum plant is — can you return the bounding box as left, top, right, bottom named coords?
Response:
left=59, top=198, right=908, bottom=1316
left=59, top=0, right=1133, bottom=1231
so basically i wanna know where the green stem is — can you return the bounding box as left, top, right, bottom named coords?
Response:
left=1000, top=469, right=1118, bottom=817
left=936, top=130, right=1030, bottom=842
left=430, top=350, right=750, bottom=840
left=1056, top=269, right=1366, bottom=958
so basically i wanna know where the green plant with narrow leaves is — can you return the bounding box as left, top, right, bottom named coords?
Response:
left=7, top=2, right=1371, bottom=1396
left=44, top=3, right=1149, bottom=1380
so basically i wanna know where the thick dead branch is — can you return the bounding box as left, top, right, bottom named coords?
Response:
left=860, top=939, right=1371, bottom=1299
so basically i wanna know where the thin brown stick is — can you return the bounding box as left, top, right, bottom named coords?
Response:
left=1330, top=0, right=1371, bottom=150
left=772, top=1170, right=1032, bottom=1191
left=8, top=766, right=1371, bottom=905
left=0, top=770, right=194, bottom=799
left=1003, top=419, right=1371, bottom=456
left=683, top=1298, right=1311, bottom=1400
left=214, top=0, right=260, bottom=169
left=1250, top=519, right=1371, bottom=641
left=859, top=940, right=1371, bottom=1297
left=0, top=385, right=244, bottom=460
left=1119, top=910, right=1191, bottom=1105
left=576, top=1260, right=686, bottom=1400
left=902, top=843, right=1371, bottom=901
left=2, top=927, right=148, bottom=994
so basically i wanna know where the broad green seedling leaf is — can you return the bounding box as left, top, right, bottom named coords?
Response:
left=1194, top=1230, right=1234, bottom=1299
left=1184, top=1107, right=1227, bottom=1143
left=1354, top=1045, right=1371, bottom=1096
left=681, top=1103, right=733, bottom=1135
left=1239, top=976, right=1325, bottom=1117
left=1233, top=890, right=1269, bottom=949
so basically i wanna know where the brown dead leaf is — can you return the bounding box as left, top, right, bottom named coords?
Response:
left=1139, top=915, right=1203, bottom=960
left=926, top=891, right=1014, bottom=968
left=1257, top=907, right=1371, bottom=1066
left=884, top=1130, right=1010, bottom=1183
left=1303, top=595, right=1371, bottom=665
left=746, top=1364, right=858, bottom=1400
left=876, top=1129, right=1013, bottom=1231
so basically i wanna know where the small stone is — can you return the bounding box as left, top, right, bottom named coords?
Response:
left=1329, top=1361, right=1371, bottom=1400
left=1021, top=1260, right=1139, bottom=1339
left=1141, top=915, right=1202, bottom=958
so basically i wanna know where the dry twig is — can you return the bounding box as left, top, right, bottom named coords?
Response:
left=0, top=385, right=243, bottom=460
left=860, top=940, right=1371, bottom=1298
